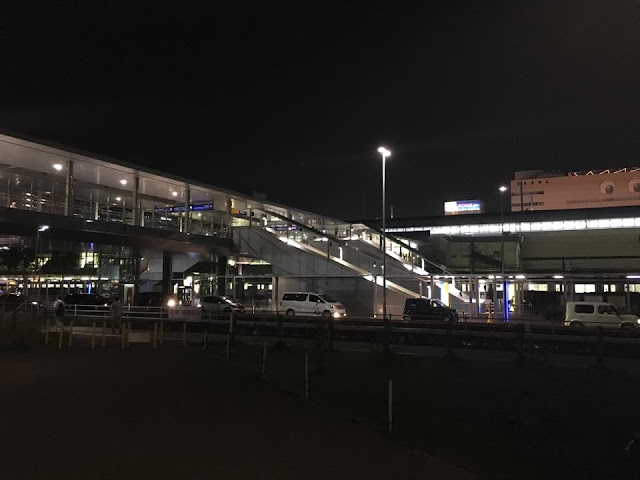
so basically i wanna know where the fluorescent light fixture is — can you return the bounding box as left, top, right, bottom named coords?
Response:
left=38, top=225, right=49, bottom=232
left=515, top=274, right=526, bottom=279
left=553, top=275, right=564, bottom=279
left=115, top=197, right=122, bottom=201
left=627, top=275, right=640, bottom=279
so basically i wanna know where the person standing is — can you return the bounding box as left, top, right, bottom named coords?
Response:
left=53, top=296, right=65, bottom=332
left=110, top=296, right=123, bottom=334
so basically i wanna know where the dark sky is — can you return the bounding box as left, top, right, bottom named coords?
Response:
left=1, top=1, right=640, bottom=220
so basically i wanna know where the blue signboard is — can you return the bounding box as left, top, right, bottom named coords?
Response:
left=154, top=203, right=213, bottom=214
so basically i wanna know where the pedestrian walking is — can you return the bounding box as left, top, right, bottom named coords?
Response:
left=53, top=296, right=65, bottom=332
left=110, top=296, right=123, bottom=334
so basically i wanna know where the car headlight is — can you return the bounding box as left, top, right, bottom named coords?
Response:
left=636, top=318, right=640, bottom=324
left=197, top=303, right=202, bottom=308
left=333, top=312, right=340, bottom=318
left=167, top=299, right=176, bottom=307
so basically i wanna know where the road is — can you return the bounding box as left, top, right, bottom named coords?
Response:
left=0, top=345, right=475, bottom=479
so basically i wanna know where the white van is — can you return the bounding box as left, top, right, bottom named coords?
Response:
left=280, top=292, right=346, bottom=319
left=564, top=302, right=639, bottom=328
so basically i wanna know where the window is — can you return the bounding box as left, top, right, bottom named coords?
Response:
left=575, top=304, right=594, bottom=314
left=282, top=293, right=296, bottom=301
left=575, top=284, right=596, bottom=294
left=308, top=294, right=322, bottom=303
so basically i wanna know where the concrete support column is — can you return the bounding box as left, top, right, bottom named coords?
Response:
left=226, top=197, right=232, bottom=239
left=162, top=251, right=173, bottom=299
left=133, top=175, right=140, bottom=226
left=184, top=185, right=191, bottom=234
left=476, top=279, right=482, bottom=314
left=467, top=277, right=474, bottom=319
left=64, top=160, right=74, bottom=216
left=272, top=276, right=279, bottom=313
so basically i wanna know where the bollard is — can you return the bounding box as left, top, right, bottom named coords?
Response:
left=182, top=321, right=187, bottom=346
left=160, top=321, right=164, bottom=344
left=388, top=379, right=393, bottom=433
left=101, top=321, right=106, bottom=348
left=596, top=326, right=604, bottom=366
left=91, top=322, right=96, bottom=350
left=153, top=322, right=158, bottom=350
left=261, top=343, right=267, bottom=376
left=203, top=328, right=207, bottom=350
left=68, top=321, right=74, bottom=348
left=58, top=326, right=64, bottom=350
left=304, top=353, right=309, bottom=400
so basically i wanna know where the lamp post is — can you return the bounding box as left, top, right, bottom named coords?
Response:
left=34, top=225, right=49, bottom=301
left=377, top=146, right=391, bottom=352
left=498, top=186, right=508, bottom=321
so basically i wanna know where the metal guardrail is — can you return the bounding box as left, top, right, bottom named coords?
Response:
left=35, top=307, right=640, bottom=359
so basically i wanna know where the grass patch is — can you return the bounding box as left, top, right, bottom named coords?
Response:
left=205, top=340, right=640, bottom=479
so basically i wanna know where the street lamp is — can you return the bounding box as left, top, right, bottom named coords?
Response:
left=34, top=225, right=49, bottom=301
left=377, top=146, right=391, bottom=352
left=498, top=186, right=508, bottom=321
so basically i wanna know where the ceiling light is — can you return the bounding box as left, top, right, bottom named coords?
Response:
left=115, top=197, right=122, bottom=202
left=120, top=179, right=127, bottom=186
left=53, top=164, right=63, bottom=171
left=172, top=191, right=178, bottom=197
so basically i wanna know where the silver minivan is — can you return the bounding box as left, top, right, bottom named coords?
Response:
left=564, top=302, right=639, bottom=328
left=280, top=292, right=346, bottom=319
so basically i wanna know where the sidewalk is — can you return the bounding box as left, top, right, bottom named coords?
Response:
left=0, top=346, right=475, bottom=479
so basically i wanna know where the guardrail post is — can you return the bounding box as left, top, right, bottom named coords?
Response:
left=153, top=322, right=158, bottom=350
left=182, top=321, right=187, bottom=346
left=229, top=311, right=235, bottom=345
left=327, top=316, right=334, bottom=352
left=58, top=325, right=64, bottom=350
left=102, top=320, right=106, bottom=348
left=514, top=323, right=525, bottom=366
left=443, top=320, right=455, bottom=360
left=596, top=326, right=604, bottom=367
left=276, top=313, right=284, bottom=349
left=67, top=321, right=74, bottom=348
left=383, top=316, right=391, bottom=354
left=388, top=379, right=393, bottom=433
left=91, top=321, right=96, bottom=350
left=44, top=317, right=50, bottom=345
left=304, top=353, right=309, bottom=400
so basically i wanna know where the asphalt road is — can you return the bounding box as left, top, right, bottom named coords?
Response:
left=0, top=345, right=475, bottom=479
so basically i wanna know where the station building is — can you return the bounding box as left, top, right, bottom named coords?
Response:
left=1, top=130, right=639, bottom=318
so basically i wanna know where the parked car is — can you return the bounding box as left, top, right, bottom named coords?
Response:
left=564, top=302, right=639, bottom=328
left=279, top=292, right=346, bottom=319
left=0, top=293, right=36, bottom=311
left=63, top=293, right=109, bottom=308
left=198, top=296, right=245, bottom=313
left=402, top=298, right=458, bottom=322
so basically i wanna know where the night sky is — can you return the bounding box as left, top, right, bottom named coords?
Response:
left=2, top=1, right=640, bottom=220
